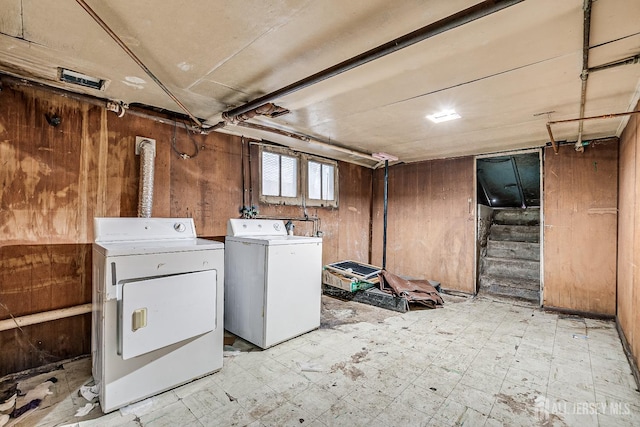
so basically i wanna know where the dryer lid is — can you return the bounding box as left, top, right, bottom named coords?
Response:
left=95, top=217, right=198, bottom=242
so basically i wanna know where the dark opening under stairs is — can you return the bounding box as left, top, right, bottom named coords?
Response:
left=479, top=208, right=540, bottom=302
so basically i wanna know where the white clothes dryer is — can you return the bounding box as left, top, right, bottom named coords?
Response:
left=92, top=217, right=224, bottom=413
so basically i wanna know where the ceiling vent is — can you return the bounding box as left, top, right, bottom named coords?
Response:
left=59, top=68, right=105, bottom=90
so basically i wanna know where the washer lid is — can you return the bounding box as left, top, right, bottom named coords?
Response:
left=226, top=234, right=322, bottom=246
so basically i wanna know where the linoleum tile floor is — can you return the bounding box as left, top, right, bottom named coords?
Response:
left=4, top=295, right=640, bottom=427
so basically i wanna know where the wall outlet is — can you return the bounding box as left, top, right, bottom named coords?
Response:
left=135, top=136, right=156, bottom=156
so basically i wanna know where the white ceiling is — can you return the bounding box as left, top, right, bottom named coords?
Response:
left=0, top=0, right=639, bottom=167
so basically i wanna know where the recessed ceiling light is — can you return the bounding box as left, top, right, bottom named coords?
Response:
left=59, top=68, right=105, bottom=90
left=426, top=109, right=461, bottom=123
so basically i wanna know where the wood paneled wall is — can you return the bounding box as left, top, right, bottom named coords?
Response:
left=371, top=158, right=476, bottom=293
left=0, top=83, right=371, bottom=376
left=543, top=140, right=618, bottom=315
left=618, top=109, right=640, bottom=373
left=0, top=245, right=92, bottom=375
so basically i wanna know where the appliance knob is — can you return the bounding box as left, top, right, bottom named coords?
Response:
left=174, top=222, right=186, bottom=232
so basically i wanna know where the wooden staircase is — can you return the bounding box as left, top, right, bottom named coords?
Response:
left=479, top=208, right=540, bottom=302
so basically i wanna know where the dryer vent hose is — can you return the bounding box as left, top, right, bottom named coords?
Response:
left=138, top=140, right=155, bottom=218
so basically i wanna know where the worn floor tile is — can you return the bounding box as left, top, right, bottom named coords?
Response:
left=236, top=384, right=288, bottom=420
left=257, top=401, right=314, bottom=427
left=119, top=391, right=180, bottom=418
left=412, top=364, right=464, bottom=399
left=68, top=410, right=139, bottom=427
left=339, top=381, right=395, bottom=419
left=489, top=379, right=546, bottom=425
left=4, top=296, right=640, bottom=427
left=369, top=401, right=432, bottom=426
left=460, top=368, right=506, bottom=396
left=315, top=399, right=373, bottom=427
left=262, top=371, right=312, bottom=401
left=428, top=398, right=487, bottom=426
left=394, top=383, right=445, bottom=416
left=287, top=383, right=338, bottom=418
left=138, top=400, right=199, bottom=427
left=197, top=401, right=256, bottom=427
left=180, top=385, right=228, bottom=418
left=216, top=369, right=266, bottom=400
left=447, top=382, right=496, bottom=415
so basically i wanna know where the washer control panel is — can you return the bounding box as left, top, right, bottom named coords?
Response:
left=227, top=219, right=287, bottom=237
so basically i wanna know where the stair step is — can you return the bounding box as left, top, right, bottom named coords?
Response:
left=486, top=240, right=540, bottom=261
left=489, top=225, right=539, bottom=243
left=479, top=274, right=540, bottom=291
left=481, top=257, right=540, bottom=280
left=494, top=208, right=540, bottom=226
left=479, top=274, right=540, bottom=302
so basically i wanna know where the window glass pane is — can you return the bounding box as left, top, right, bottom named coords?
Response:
left=280, top=155, right=297, bottom=197
left=308, top=161, right=321, bottom=199
left=262, top=151, right=280, bottom=196
left=322, top=164, right=335, bottom=200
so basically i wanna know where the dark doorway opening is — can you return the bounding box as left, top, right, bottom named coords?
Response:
left=476, top=151, right=542, bottom=303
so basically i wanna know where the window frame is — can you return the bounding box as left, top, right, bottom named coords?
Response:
left=258, top=146, right=302, bottom=205
left=258, top=146, right=339, bottom=208
left=303, top=155, right=339, bottom=208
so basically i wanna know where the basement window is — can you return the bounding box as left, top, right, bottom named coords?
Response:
left=260, top=148, right=301, bottom=205
left=259, top=147, right=338, bottom=208
left=306, top=159, right=338, bottom=208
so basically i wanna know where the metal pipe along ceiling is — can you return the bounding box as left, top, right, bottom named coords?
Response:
left=546, top=110, right=640, bottom=154
left=234, top=121, right=377, bottom=161
left=74, top=0, right=204, bottom=129
left=575, top=0, right=593, bottom=152
left=223, top=0, right=524, bottom=118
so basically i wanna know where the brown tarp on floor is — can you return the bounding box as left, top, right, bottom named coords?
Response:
left=378, top=270, right=444, bottom=308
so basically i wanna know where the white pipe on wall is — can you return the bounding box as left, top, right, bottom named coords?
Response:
left=0, top=303, right=92, bottom=332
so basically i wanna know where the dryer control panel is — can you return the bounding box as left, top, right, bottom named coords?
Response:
left=95, top=217, right=197, bottom=242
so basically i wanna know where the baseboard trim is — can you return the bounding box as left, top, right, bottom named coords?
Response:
left=543, top=305, right=615, bottom=320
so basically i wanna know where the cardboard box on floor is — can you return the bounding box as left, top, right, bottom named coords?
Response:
left=322, top=269, right=377, bottom=292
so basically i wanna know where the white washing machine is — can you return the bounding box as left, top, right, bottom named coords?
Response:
left=92, top=217, right=224, bottom=413
left=225, top=219, right=322, bottom=349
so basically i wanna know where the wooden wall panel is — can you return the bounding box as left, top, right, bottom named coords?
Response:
left=170, top=130, right=243, bottom=236
left=618, top=108, right=640, bottom=371
left=0, top=82, right=373, bottom=375
left=634, top=118, right=640, bottom=370
left=0, top=244, right=91, bottom=377
left=371, top=157, right=475, bottom=293
left=336, top=163, right=372, bottom=262
left=543, top=140, right=618, bottom=315
left=1, top=87, right=94, bottom=244
left=0, top=315, right=91, bottom=377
